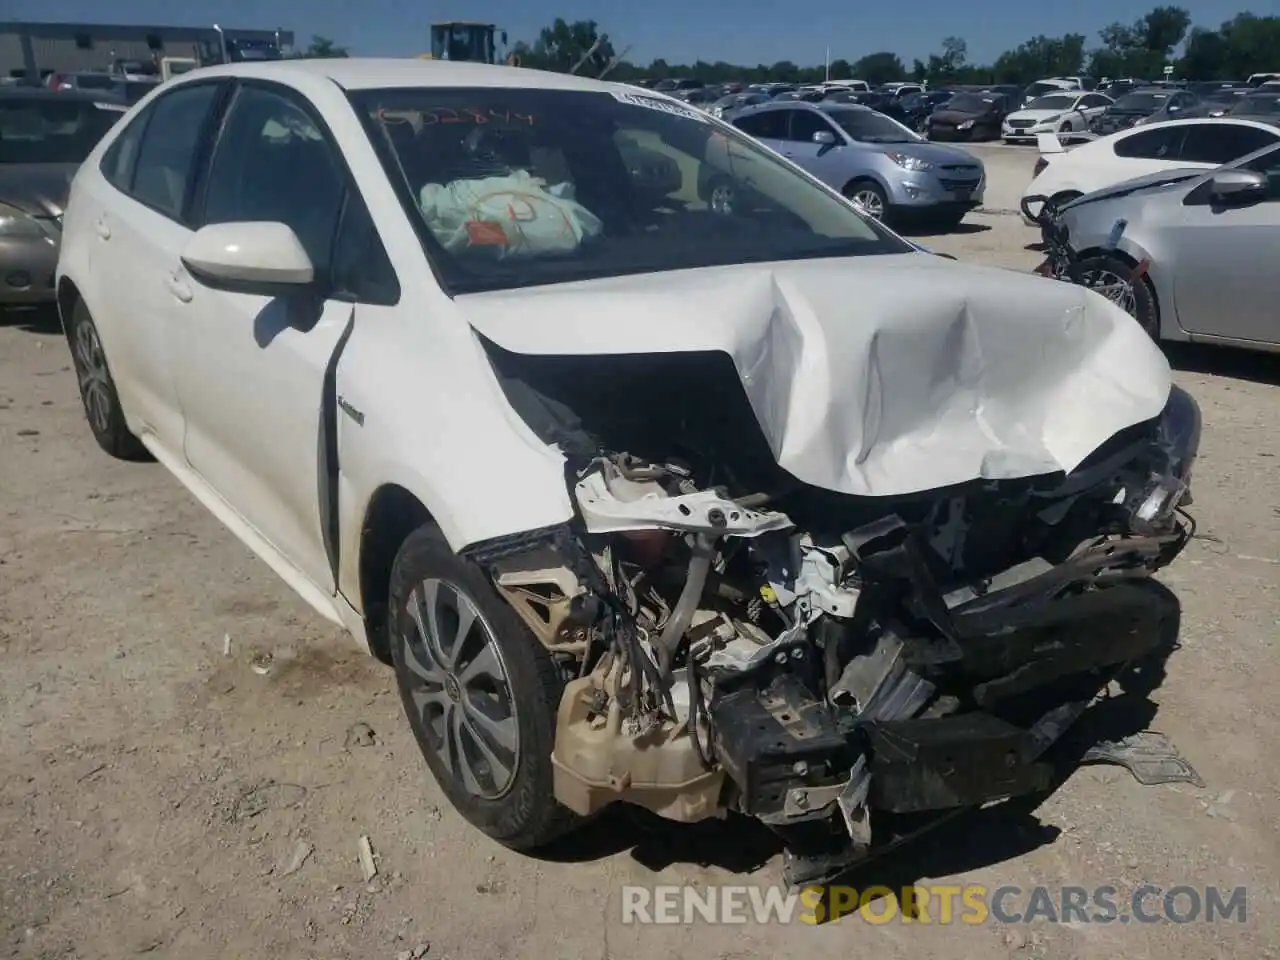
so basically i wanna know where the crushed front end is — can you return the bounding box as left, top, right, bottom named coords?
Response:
left=467, top=344, right=1200, bottom=884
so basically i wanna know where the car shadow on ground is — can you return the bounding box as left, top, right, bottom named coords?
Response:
left=536, top=583, right=1184, bottom=902
left=1167, top=342, right=1280, bottom=388
left=0, top=304, right=62, bottom=335
left=899, top=221, right=993, bottom=239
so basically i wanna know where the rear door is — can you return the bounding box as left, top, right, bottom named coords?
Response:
left=732, top=109, right=789, bottom=153
left=81, top=80, right=227, bottom=457
left=1176, top=121, right=1280, bottom=168
left=1106, top=125, right=1195, bottom=184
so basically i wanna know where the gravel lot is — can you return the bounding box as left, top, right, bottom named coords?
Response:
left=3, top=147, right=1278, bottom=959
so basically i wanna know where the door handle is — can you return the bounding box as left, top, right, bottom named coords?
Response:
left=165, top=274, right=193, bottom=303
left=94, top=218, right=110, bottom=240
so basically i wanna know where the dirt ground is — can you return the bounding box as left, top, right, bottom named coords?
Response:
left=3, top=202, right=1279, bottom=959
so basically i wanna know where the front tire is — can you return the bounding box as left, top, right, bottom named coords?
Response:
left=388, top=523, right=579, bottom=851
left=66, top=300, right=148, bottom=461
left=1076, top=254, right=1159, bottom=340
left=845, top=180, right=889, bottom=224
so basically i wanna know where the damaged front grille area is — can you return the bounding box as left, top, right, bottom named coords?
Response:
left=478, top=346, right=1199, bottom=885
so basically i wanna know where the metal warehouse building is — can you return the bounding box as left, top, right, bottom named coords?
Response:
left=0, top=21, right=294, bottom=81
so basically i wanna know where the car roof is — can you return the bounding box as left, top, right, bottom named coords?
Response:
left=182, top=57, right=633, bottom=95
left=0, top=85, right=123, bottom=104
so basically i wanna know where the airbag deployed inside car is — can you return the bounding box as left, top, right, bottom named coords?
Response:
left=418, top=171, right=603, bottom=256
left=458, top=254, right=1173, bottom=497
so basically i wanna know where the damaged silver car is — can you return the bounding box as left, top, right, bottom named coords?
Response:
left=55, top=62, right=1202, bottom=885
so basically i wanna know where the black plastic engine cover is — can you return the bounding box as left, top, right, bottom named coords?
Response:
left=864, top=712, right=1052, bottom=813
left=709, top=674, right=849, bottom=818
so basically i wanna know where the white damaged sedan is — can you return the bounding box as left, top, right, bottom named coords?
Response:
left=56, top=59, right=1200, bottom=885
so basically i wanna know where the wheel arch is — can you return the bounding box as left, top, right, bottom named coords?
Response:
left=357, top=482, right=435, bottom=664
left=1074, top=245, right=1165, bottom=336
left=56, top=276, right=81, bottom=345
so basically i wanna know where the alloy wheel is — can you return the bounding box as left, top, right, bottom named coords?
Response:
left=74, top=320, right=112, bottom=436
left=710, top=182, right=735, bottom=215
left=402, top=577, right=520, bottom=800
left=852, top=189, right=885, bottom=220
left=1083, top=268, right=1139, bottom=317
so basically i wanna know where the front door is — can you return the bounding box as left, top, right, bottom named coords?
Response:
left=780, top=109, right=846, bottom=186
left=170, top=82, right=356, bottom=594
left=1170, top=149, right=1280, bottom=342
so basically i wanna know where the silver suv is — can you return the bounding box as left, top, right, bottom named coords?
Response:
left=730, top=101, right=985, bottom=229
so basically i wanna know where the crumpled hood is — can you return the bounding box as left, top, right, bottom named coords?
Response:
left=459, top=254, right=1171, bottom=498
left=0, top=163, right=77, bottom=217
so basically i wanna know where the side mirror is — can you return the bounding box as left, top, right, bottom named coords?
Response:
left=1207, top=168, right=1268, bottom=205
left=813, top=130, right=837, bottom=145
left=181, top=221, right=315, bottom=294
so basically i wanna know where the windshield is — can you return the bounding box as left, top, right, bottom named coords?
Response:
left=825, top=108, right=918, bottom=143
left=1113, top=92, right=1168, bottom=111
left=1024, top=82, right=1063, bottom=99
left=1027, top=94, right=1077, bottom=111
left=946, top=93, right=995, bottom=113
left=351, top=87, right=908, bottom=294
left=0, top=97, right=123, bottom=164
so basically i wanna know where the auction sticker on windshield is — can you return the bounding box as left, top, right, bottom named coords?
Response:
left=611, top=91, right=707, bottom=122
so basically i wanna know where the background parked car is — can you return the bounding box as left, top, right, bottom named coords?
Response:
left=1132, top=89, right=1205, bottom=126
left=1003, top=91, right=1113, bottom=143
left=927, top=91, right=1009, bottom=141
left=1092, top=87, right=1195, bottom=134
left=1230, top=91, right=1280, bottom=118
left=1055, top=140, right=1280, bottom=350
left=1022, top=78, right=1082, bottom=105
left=729, top=101, right=984, bottom=228
left=709, top=92, right=770, bottom=120
left=0, top=87, right=125, bottom=306
left=900, top=89, right=955, bottom=132
left=1023, top=116, right=1280, bottom=214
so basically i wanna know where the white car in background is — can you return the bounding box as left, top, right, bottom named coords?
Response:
left=1022, top=116, right=1280, bottom=215
left=1003, top=91, right=1113, bottom=143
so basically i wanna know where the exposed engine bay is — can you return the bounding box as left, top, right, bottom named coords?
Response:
left=466, top=342, right=1201, bottom=886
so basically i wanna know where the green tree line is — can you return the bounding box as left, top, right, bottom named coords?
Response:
left=510, top=9, right=1280, bottom=85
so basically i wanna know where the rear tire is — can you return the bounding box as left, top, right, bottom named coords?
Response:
left=388, top=523, right=580, bottom=851
left=66, top=300, right=149, bottom=461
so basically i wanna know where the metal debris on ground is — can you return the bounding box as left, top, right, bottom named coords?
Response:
left=1080, top=730, right=1205, bottom=787
left=223, top=633, right=231, bottom=656
left=344, top=722, right=377, bottom=749
left=249, top=652, right=273, bottom=675
left=357, top=835, right=378, bottom=880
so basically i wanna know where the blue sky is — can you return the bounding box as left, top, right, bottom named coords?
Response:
left=7, top=0, right=1254, bottom=66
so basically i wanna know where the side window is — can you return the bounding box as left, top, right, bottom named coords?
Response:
left=129, top=83, right=221, bottom=220
left=200, top=84, right=346, bottom=273
left=1082, top=95, right=1108, bottom=109
left=330, top=191, right=400, bottom=305
left=99, top=112, right=147, bottom=191
left=1242, top=148, right=1280, bottom=201
left=1113, top=126, right=1185, bottom=160
left=787, top=110, right=835, bottom=142
left=733, top=110, right=787, bottom=140
left=1179, top=123, right=1278, bottom=165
